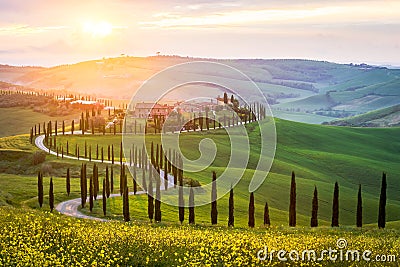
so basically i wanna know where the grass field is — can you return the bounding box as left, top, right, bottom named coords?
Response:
left=1, top=111, right=400, bottom=265
left=50, top=119, right=400, bottom=227
left=0, top=107, right=80, bottom=137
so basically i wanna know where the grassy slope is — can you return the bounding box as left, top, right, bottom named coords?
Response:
left=0, top=107, right=80, bottom=137
left=328, top=104, right=400, bottom=127
left=276, top=68, right=400, bottom=113
left=53, top=119, right=400, bottom=227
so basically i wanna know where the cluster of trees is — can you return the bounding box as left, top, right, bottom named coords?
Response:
left=37, top=171, right=54, bottom=212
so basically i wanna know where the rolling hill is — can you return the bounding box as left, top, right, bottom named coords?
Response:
left=327, top=104, right=400, bottom=127
left=2, top=57, right=400, bottom=124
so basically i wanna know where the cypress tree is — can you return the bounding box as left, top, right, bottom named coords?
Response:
left=120, top=142, right=123, bottom=165
left=264, top=202, right=270, bottom=227
left=62, top=120, right=65, bottom=135
left=178, top=158, right=184, bottom=224
left=356, top=184, right=362, bottom=228
left=155, top=174, right=162, bottom=222
left=89, top=175, right=94, bottom=212
left=228, top=187, right=234, bottom=227
left=311, top=186, right=318, bottom=227
left=248, top=192, right=255, bottom=228
left=120, top=164, right=125, bottom=196
left=378, top=172, right=387, bottom=229
left=133, top=165, right=137, bottom=195
left=30, top=127, right=33, bottom=144
left=164, top=156, right=168, bottom=191
left=49, top=177, right=54, bottom=212
left=93, top=164, right=98, bottom=200
left=110, top=166, right=114, bottom=193
left=101, top=146, right=104, bottom=163
left=211, top=171, right=218, bottom=225
left=189, top=185, right=195, bottom=224
left=38, top=171, right=43, bottom=208
left=223, top=92, right=228, bottom=104
left=331, top=182, right=339, bottom=227
left=151, top=142, right=155, bottom=166
left=105, top=166, right=110, bottom=198
left=112, top=144, right=114, bottom=164
left=142, top=167, right=147, bottom=192
left=71, top=120, right=74, bottom=135
left=155, top=144, right=159, bottom=168
left=148, top=167, right=154, bottom=222
left=66, top=168, right=70, bottom=196
left=123, top=185, right=130, bottom=222
left=102, top=178, right=107, bottom=216
left=107, top=145, right=110, bottom=161
left=96, top=144, right=99, bottom=160
left=289, top=171, right=296, bottom=227
left=80, top=164, right=85, bottom=208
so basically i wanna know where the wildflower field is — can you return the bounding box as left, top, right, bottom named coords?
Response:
left=1, top=206, right=399, bottom=266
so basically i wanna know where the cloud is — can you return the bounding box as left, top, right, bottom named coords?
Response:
left=0, top=25, right=69, bottom=35
left=139, top=1, right=400, bottom=28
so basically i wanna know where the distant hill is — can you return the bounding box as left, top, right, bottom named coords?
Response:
left=326, top=104, right=400, bottom=127
left=1, top=56, right=400, bottom=124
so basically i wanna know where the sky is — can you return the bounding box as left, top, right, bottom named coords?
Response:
left=0, top=0, right=399, bottom=67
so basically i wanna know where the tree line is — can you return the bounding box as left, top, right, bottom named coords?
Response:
left=38, top=157, right=391, bottom=229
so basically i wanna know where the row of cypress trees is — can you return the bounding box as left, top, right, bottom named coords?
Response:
left=289, top=171, right=389, bottom=228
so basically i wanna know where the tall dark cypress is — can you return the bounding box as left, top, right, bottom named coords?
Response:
left=331, top=182, right=339, bottom=227
left=178, top=162, right=184, bottom=224
left=378, top=172, right=387, bottom=229
left=49, top=177, right=54, bottom=212
left=356, top=184, right=362, bottom=228
left=155, top=174, right=162, bottom=222
left=89, top=175, right=94, bottom=212
left=264, top=202, right=270, bottom=226
left=105, top=166, right=110, bottom=198
left=189, top=185, right=195, bottom=224
left=311, top=186, right=318, bottom=227
left=38, top=171, right=43, bottom=208
left=102, top=178, right=107, bottom=216
left=80, top=164, right=85, bottom=208
left=123, top=185, right=130, bottom=222
left=289, top=171, right=296, bottom=227
left=147, top=166, right=154, bottom=222
left=120, top=164, right=125, bottom=196
left=66, top=168, right=70, bottom=196
left=133, top=165, right=137, bottom=194
left=211, top=171, right=218, bottom=225
left=110, top=166, right=114, bottom=193
left=120, top=142, right=123, bottom=165
left=228, top=187, right=234, bottom=227
left=164, top=156, right=168, bottom=191
left=71, top=120, right=74, bottom=135
left=248, top=192, right=255, bottom=228
left=111, top=144, right=114, bottom=165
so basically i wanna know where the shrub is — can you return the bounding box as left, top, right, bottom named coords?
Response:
left=32, top=151, right=46, bottom=165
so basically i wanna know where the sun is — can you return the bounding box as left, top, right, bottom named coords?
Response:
left=82, top=21, right=112, bottom=37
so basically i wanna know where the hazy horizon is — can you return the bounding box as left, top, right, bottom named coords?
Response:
left=1, top=0, right=399, bottom=67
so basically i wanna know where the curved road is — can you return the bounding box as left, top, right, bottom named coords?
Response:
left=35, top=133, right=175, bottom=222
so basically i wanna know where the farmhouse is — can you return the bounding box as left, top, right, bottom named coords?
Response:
left=133, top=102, right=174, bottom=118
